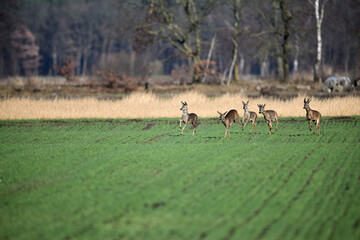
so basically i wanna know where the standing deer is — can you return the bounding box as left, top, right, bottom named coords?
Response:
left=241, top=100, right=258, bottom=133
left=303, top=98, right=321, bottom=135
left=257, top=104, right=278, bottom=134
left=217, top=109, right=241, bottom=139
left=179, top=101, right=198, bottom=136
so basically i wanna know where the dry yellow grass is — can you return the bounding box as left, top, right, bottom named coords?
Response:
left=0, top=92, right=359, bottom=120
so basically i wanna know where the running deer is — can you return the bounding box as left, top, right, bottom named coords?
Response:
left=257, top=104, right=278, bottom=134
left=217, top=109, right=241, bottom=139
left=179, top=101, right=198, bottom=136
left=242, top=100, right=258, bottom=133
left=303, top=98, right=321, bottom=135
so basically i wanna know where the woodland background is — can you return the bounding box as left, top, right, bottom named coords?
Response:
left=0, top=0, right=359, bottom=87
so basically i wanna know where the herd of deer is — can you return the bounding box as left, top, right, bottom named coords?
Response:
left=179, top=98, right=321, bottom=138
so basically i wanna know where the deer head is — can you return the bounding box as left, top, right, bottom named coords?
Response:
left=217, top=111, right=228, bottom=121
left=258, top=104, right=265, bottom=114
left=242, top=100, right=249, bottom=110
left=180, top=101, right=188, bottom=111
left=303, top=98, right=311, bottom=109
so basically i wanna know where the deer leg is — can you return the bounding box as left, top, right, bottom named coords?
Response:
left=249, top=121, right=255, bottom=133
left=276, top=118, right=278, bottom=131
left=179, top=119, right=182, bottom=129
left=192, top=123, right=196, bottom=136
left=224, top=128, right=228, bottom=139
left=268, top=121, right=273, bottom=134
left=318, top=123, right=320, bottom=136
left=308, top=120, right=312, bottom=131
left=181, top=124, right=187, bottom=135
left=228, top=128, right=231, bottom=138
left=243, top=118, right=249, bottom=131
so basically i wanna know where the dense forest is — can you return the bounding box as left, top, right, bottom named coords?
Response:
left=0, top=0, right=359, bottom=84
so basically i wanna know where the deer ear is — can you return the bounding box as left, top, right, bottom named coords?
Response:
left=181, top=101, right=184, bottom=105
left=246, top=100, right=249, bottom=104
left=304, top=98, right=306, bottom=103
left=217, top=111, right=221, bottom=115
left=242, top=101, right=245, bottom=105
left=185, top=102, right=188, bottom=105
left=308, top=99, right=311, bottom=103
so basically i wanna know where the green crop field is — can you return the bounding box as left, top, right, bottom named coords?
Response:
left=1, top=117, right=360, bottom=240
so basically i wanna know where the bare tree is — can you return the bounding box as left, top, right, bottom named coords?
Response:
left=0, top=0, right=21, bottom=76
left=255, top=0, right=285, bottom=79
left=309, top=0, right=328, bottom=82
left=227, top=0, right=246, bottom=83
left=147, top=0, right=217, bottom=83
left=11, top=25, right=41, bottom=75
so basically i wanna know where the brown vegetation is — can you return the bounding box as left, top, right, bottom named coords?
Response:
left=1, top=92, right=359, bottom=120
left=96, top=71, right=137, bottom=92
left=54, top=56, right=74, bottom=81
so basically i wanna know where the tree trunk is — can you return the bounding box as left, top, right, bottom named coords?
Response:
left=52, top=50, right=57, bottom=75
left=231, top=0, right=241, bottom=82
left=239, top=53, right=245, bottom=75
left=227, top=44, right=237, bottom=85
left=233, top=51, right=240, bottom=82
left=293, top=34, right=299, bottom=72
left=313, top=59, right=320, bottom=83
left=201, top=35, right=216, bottom=83
left=277, top=55, right=283, bottom=79
left=192, top=9, right=202, bottom=84
left=313, top=0, right=327, bottom=82
left=279, top=0, right=291, bottom=83
left=261, top=56, right=269, bottom=78
left=130, top=50, right=136, bottom=77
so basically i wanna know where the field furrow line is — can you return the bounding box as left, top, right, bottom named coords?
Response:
left=222, top=146, right=321, bottom=240
left=94, top=135, right=114, bottom=143
left=280, top=144, right=345, bottom=238
left=306, top=149, right=357, bottom=239
left=212, top=150, right=305, bottom=233
left=144, top=133, right=170, bottom=144
left=317, top=156, right=359, bottom=239
left=228, top=153, right=296, bottom=205
left=195, top=145, right=259, bottom=197
left=256, top=156, right=327, bottom=240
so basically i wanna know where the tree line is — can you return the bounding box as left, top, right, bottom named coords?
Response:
left=0, top=0, right=359, bottom=84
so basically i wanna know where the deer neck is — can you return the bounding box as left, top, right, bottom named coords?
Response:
left=182, top=108, right=188, bottom=116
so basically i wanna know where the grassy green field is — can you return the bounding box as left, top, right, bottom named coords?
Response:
left=1, top=117, right=359, bottom=240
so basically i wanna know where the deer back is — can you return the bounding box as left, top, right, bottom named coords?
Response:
left=187, top=113, right=198, bottom=124
left=264, top=110, right=278, bottom=121
left=249, top=111, right=257, bottom=120
left=307, top=108, right=321, bottom=121
left=223, top=109, right=239, bottom=126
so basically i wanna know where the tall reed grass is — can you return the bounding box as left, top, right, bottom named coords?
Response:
left=1, top=92, right=359, bottom=120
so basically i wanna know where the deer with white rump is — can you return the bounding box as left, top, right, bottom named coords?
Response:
left=179, top=101, right=198, bottom=136
left=217, top=109, right=241, bottom=139
left=303, top=98, right=321, bottom=135
left=241, top=100, right=258, bottom=133
left=257, top=104, right=278, bottom=134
